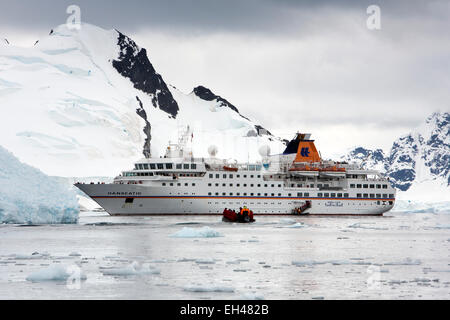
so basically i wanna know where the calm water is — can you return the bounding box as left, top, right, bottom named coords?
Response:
left=0, top=211, right=449, bottom=299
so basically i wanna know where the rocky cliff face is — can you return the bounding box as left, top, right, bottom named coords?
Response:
left=112, top=31, right=179, bottom=118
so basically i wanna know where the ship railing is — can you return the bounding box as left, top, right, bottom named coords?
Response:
left=205, top=163, right=263, bottom=171
left=319, top=186, right=344, bottom=191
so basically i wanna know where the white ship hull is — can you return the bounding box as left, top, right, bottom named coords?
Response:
left=76, top=183, right=394, bottom=216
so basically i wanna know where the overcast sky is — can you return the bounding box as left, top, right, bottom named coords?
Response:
left=1, top=0, right=449, bottom=156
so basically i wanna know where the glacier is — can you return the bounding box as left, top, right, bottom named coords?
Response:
left=0, top=145, right=79, bottom=224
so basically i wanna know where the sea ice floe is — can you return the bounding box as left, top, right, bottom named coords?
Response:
left=199, top=266, right=213, bottom=270
left=183, top=285, right=235, bottom=293
left=285, top=223, right=306, bottom=228
left=195, top=259, right=216, bottom=264
left=149, top=259, right=167, bottom=263
left=383, top=258, right=421, bottom=266
left=170, top=226, right=223, bottom=238
left=389, top=280, right=408, bottom=285
left=14, top=252, right=50, bottom=260
left=177, top=258, right=196, bottom=262
left=68, top=252, right=81, bottom=257
left=292, top=260, right=327, bottom=266
left=239, top=293, right=264, bottom=300
left=100, top=261, right=160, bottom=276
left=292, top=259, right=373, bottom=266
left=278, top=218, right=296, bottom=224
left=26, top=264, right=86, bottom=282
left=155, top=283, right=169, bottom=287
left=422, top=267, right=450, bottom=273
left=347, top=223, right=388, bottom=230
left=430, top=224, right=450, bottom=230
left=411, top=278, right=438, bottom=283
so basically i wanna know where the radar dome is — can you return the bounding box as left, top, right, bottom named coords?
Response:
left=208, top=145, right=218, bottom=157
left=259, top=145, right=270, bottom=157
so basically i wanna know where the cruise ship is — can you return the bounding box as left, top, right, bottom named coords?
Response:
left=75, top=131, right=396, bottom=216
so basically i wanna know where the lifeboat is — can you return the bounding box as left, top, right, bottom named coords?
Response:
left=223, top=166, right=238, bottom=172
left=222, top=207, right=255, bottom=223
left=319, top=165, right=346, bottom=172
left=291, top=163, right=346, bottom=172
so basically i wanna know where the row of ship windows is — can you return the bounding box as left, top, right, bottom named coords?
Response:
left=209, top=173, right=261, bottom=179
left=123, top=172, right=201, bottom=177
left=207, top=192, right=310, bottom=197
left=208, top=182, right=344, bottom=189
left=357, top=193, right=394, bottom=198
left=124, top=172, right=201, bottom=177
left=205, top=192, right=394, bottom=198
left=206, top=201, right=393, bottom=206
left=350, top=183, right=388, bottom=189
left=161, top=182, right=285, bottom=188
left=208, top=183, right=282, bottom=188
left=136, top=163, right=197, bottom=170
left=162, top=182, right=196, bottom=187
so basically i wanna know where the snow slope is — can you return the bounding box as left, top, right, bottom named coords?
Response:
left=0, top=145, right=79, bottom=224
left=0, top=23, right=285, bottom=177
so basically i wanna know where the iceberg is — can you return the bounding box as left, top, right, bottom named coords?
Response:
left=0, top=145, right=79, bottom=224
left=391, top=200, right=450, bottom=214
left=182, top=285, right=235, bottom=293
left=100, top=262, right=160, bottom=276
left=26, top=264, right=87, bottom=282
left=170, top=226, right=223, bottom=238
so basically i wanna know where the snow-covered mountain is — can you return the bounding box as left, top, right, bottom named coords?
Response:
left=0, top=23, right=284, bottom=177
left=342, top=112, right=450, bottom=201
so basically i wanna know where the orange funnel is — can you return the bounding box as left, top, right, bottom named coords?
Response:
left=292, top=133, right=321, bottom=163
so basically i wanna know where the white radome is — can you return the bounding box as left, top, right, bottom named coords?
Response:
left=208, top=145, right=218, bottom=157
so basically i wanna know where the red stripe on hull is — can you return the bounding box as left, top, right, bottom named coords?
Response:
left=108, top=212, right=384, bottom=217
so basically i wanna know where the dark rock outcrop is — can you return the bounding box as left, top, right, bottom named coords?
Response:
left=193, top=86, right=240, bottom=114
left=135, top=96, right=152, bottom=158
left=113, top=31, right=179, bottom=118
left=193, top=86, right=273, bottom=138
